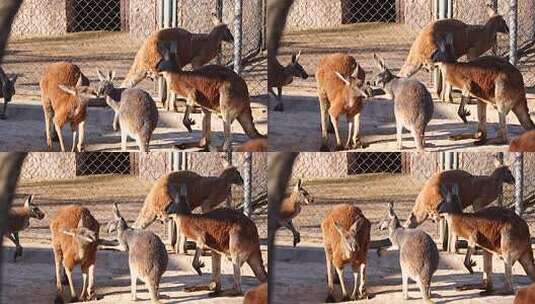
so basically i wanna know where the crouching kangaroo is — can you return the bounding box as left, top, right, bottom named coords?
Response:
left=379, top=203, right=439, bottom=304
left=108, top=203, right=168, bottom=304
left=166, top=183, right=267, bottom=296
left=438, top=184, right=535, bottom=295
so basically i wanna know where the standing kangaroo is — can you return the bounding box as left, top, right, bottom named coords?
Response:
left=379, top=203, right=439, bottom=304
left=438, top=184, right=535, bottom=295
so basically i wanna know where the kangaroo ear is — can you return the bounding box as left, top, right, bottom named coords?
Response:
left=211, top=13, right=220, bottom=25
left=334, top=72, right=350, bottom=86
left=486, top=4, right=497, bottom=17
left=333, top=221, right=346, bottom=237
left=96, top=69, right=106, bottom=82
left=373, top=53, right=386, bottom=71
left=10, top=75, right=17, bottom=84
left=220, top=154, right=231, bottom=168
left=108, top=70, right=116, bottom=81
left=387, top=202, right=395, bottom=218
left=296, top=179, right=302, bottom=189
left=58, top=84, right=76, bottom=96
left=75, top=74, right=84, bottom=87
left=113, top=203, right=121, bottom=219
left=24, top=195, right=33, bottom=208
left=295, top=50, right=301, bottom=62
left=351, top=64, right=363, bottom=80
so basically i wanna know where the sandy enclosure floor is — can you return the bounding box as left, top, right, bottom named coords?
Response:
left=272, top=176, right=535, bottom=303
left=1, top=175, right=267, bottom=303
left=0, top=32, right=267, bottom=152
left=271, top=23, right=535, bottom=152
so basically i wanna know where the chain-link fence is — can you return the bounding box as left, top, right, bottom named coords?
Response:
left=278, top=0, right=534, bottom=99
left=275, top=152, right=535, bottom=246
left=4, top=0, right=266, bottom=101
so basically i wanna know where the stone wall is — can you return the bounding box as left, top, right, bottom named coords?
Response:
left=291, top=152, right=349, bottom=180
left=11, top=0, right=67, bottom=38
left=129, top=0, right=158, bottom=40
left=285, top=0, right=342, bottom=31
left=19, top=153, right=76, bottom=181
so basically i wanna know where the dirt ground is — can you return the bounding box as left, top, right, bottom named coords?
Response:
left=272, top=175, right=535, bottom=303
left=0, top=32, right=267, bottom=152
left=271, top=23, right=535, bottom=152
left=1, top=175, right=267, bottom=303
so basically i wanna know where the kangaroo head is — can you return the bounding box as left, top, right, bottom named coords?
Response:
left=404, top=212, right=420, bottom=229
left=372, top=53, right=396, bottom=89
left=221, top=166, right=244, bottom=185
left=166, top=183, right=192, bottom=215
left=107, top=203, right=128, bottom=234
left=437, top=183, right=463, bottom=216
left=493, top=166, right=515, bottom=184
left=211, top=13, right=234, bottom=43
left=1, top=74, right=17, bottom=103
left=96, top=69, right=116, bottom=97
left=58, top=75, right=99, bottom=114
left=287, top=51, right=308, bottom=79
left=63, top=219, right=97, bottom=245
left=156, top=41, right=180, bottom=73
left=379, top=202, right=401, bottom=232
left=334, top=68, right=369, bottom=108
left=333, top=218, right=363, bottom=257
left=485, top=2, right=509, bottom=34
left=24, top=195, right=45, bottom=220
left=293, top=179, right=313, bottom=205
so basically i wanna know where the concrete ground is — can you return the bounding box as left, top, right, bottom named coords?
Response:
left=1, top=242, right=267, bottom=304
left=0, top=175, right=267, bottom=303
left=268, top=90, right=535, bottom=152
left=272, top=241, right=532, bottom=304
left=0, top=97, right=267, bottom=152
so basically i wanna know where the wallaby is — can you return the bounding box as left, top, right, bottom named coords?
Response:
left=268, top=51, right=308, bottom=112
left=108, top=203, right=168, bottom=304
left=373, top=53, right=434, bottom=151
left=271, top=179, right=313, bottom=247
left=379, top=203, right=439, bottom=304
left=438, top=184, right=535, bottom=295
left=97, top=70, right=159, bottom=152
left=0, top=66, right=17, bottom=119
left=166, top=183, right=267, bottom=296
left=321, top=204, right=371, bottom=302
left=4, top=195, right=45, bottom=261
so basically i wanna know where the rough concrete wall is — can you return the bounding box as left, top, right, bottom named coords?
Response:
left=11, top=0, right=67, bottom=38
left=137, top=152, right=170, bottom=181
left=285, top=0, right=342, bottom=31
left=404, top=0, right=433, bottom=31
left=291, top=152, right=348, bottom=180
left=19, top=153, right=76, bottom=181
left=409, top=152, right=441, bottom=182
left=129, top=0, right=158, bottom=40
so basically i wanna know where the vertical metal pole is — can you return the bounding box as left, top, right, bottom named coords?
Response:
left=226, top=151, right=233, bottom=208
left=243, top=152, right=253, bottom=217
left=180, top=152, right=188, bottom=171
left=172, top=151, right=180, bottom=171
left=433, top=0, right=448, bottom=97
left=234, top=0, right=243, bottom=74
left=216, top=0, right=223, bottom=65
left=496, top=152, right=504, bottom=206
left=509, top=0, right=518, bottom=65
left=515, top=153, right=524, bottom=215
left=490, top=0, right=499, bottom=55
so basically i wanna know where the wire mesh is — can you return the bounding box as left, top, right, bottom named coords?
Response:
left=276, top=152, right=531, bottom=246
left=75, top=152, right=132, bottom=175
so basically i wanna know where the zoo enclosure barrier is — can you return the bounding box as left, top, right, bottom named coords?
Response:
left=5, top=0, right=266, bottom=99
left=280, top=0, right=534, bottom=93
left=284, top=152, right=532, bottom=245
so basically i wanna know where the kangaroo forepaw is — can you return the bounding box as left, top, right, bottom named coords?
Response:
left=464, top=259, right=476, bottom=274
left=457, top=107, right=471, bottom=124
left=182, top=117, right=195, bottom=133
left=193, top=261, right=205, bottom=276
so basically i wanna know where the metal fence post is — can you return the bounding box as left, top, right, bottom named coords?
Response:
left=515, top=152, right=524, bottom=215
left=226, top=151, right=233, bottom=208
left=158, top=0, right=177, bottom=105
left=243, top=152, right=253, bottom=217
left=234, top=0, right=243, bottom=74
left=496, top=152, right=504, bottom=206
left=509, top=0, right=518, bottom=65
left=216, top=0, right=223, bottom=65
left=433, top=0, right=450, bottom=97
